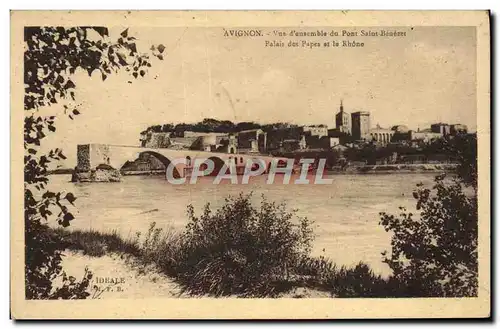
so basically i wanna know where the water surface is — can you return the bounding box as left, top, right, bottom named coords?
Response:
left=49, top=173, right=437, bottom=276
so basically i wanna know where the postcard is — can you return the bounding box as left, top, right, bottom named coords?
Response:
left=11, top=10, right=490, bottom=319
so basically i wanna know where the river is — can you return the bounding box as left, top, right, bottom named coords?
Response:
left=48, top=173, right=438, bottom=277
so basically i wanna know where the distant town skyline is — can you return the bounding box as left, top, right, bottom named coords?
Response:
left=38, top=26, right=477, bottom=167
left=139, top=100, right=472, bottom=132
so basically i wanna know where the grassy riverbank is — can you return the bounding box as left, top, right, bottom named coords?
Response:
left=53, top=221, right=394, bottom=298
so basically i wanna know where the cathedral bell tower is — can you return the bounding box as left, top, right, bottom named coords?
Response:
left=335, top=99, right=351, bottom=135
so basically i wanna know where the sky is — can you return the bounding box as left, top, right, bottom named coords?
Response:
left=38, top=26, right=477, bottom=166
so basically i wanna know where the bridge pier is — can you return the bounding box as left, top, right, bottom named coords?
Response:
left=72, top=144, right=121, bottom=182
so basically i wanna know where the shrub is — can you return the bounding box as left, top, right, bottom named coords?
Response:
left=379, top=175, right=478, bottom=297
left=171, top=193, right=314, bottom=297
left=49, top=267, right=93, bottom=300
left=25, top=219, right=92, bottom=299
left=326, top=263, right=392, bottom=298
left=295, top=257, right=393, bottom=297
left=137, top=222, right=181, bottom=271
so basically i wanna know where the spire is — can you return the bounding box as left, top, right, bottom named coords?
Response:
left=340, top=99, right=344, bottom=112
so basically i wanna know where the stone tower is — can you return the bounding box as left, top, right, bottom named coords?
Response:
left=335, top=99, right=351, bottom=134
left=351, top=111, right=371, bottom=141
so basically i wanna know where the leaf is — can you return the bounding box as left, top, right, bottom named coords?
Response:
left=157, top=54, right=163, bottom=60
left=120, top=28, right=129, bottom=38
left=93, top=27, right=109, bottom=37
left=65, top=192, right=77, bottom=204
left=72, top=109, right=80, bottom=115
left=64, top=80, right=76, bottom=89
left=140, top=70, right=145, bottom=77
left=157, top=44, right=166, bottom=54
left=61, top=212, right=75, bottom=227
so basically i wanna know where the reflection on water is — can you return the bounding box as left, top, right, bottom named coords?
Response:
left=48, top=173, right=437, bottom=276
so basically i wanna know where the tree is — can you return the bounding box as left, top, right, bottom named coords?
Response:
left=379, top=134, right=478, bottom=297
left=24, top=26, right=163, bottom=299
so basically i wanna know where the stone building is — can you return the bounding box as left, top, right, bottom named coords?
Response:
left=410, top=130, right=443, bottom=143
left=140, top=132, right=171, bottom=148
left=431, top=123, right=451, bottom=136
left=328, top=128, right=352, bottom=145
left=227, top=134, right=238, bottom=154
left=266, top=127, right=304, bottom=151
left=335, top=100, right=351, bottom=134
left=329, top=137, right=340, bottom=147
left=370, top=125, right=395, bottom=145
left=237, top=129, right=267, bottom=153
left=265, top=125, right=330, bottom=152
left=391, top=128, right=443, bottom=145
left=450, top=124, right=468, bottom=135
left=302, top=126, right=329, bottom=138
left=168, top=136, right=200, bottom=150
left=189, top=134, right=229, bottom=152
left=304, top=135, right=339, bottom=149
left=351, top=111, right=371, bottom=141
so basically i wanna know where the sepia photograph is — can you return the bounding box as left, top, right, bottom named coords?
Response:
left=10, top=10, right=491, bottom=319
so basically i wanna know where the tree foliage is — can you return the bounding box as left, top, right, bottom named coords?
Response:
left=141, top=118, right=300, bottom=135
left=379, top=134, right=478, bottom=297
left=24, top=26, right=162, bottom=299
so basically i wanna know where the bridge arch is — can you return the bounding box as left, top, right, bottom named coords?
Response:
left=207, top=156, right=226, bottom=176
left=133, top=151, right=181, bottom=178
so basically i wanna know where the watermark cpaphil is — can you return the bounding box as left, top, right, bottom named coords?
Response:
left=165, top=157, right=333, bottom=185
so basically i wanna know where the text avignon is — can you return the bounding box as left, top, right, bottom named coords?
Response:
left=223, top=29, right=263, bottom=37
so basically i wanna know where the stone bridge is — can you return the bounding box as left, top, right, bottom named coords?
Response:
left=75, top=143, right=289, bottom=181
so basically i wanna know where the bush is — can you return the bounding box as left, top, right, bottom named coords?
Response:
left=379, top=175, right=478, bottom=297
left=327, top=263, right=393, bottom=298
left=295, top=256, right=393, bottom=297
left=171, top=193, right=314, bottom=297
left=25, top=219, right=92, bottom=299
